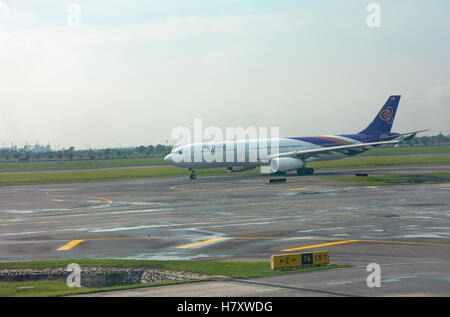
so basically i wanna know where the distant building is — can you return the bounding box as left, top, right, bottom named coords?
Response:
left=1, top=142, right=53, bottom=152
left=23, top=143, right=52, bottom=153
left=0, top=143, right=18, bottom=151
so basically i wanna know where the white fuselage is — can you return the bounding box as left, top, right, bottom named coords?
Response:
left=164, top=136, right=359, bottom=170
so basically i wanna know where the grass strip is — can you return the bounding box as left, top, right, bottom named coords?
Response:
left=0, top=166, right=244, bottom=186
left=317, top=172, right=450, bottom=186
left=0, top=279, right=202, bottom=297
left=308, top=155, right=450, bottom=170
left=0, top=259, right=348, bottom=296
left=0, top=158, right=166, bottom=172
left=0, top=259, right=346, bottom=278
left=1, top=148, right=449, bottom=174
left=0, top=155, right=448, bottom=186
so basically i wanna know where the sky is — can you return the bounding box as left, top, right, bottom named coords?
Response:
left=0, top=0, right=449, bottom=149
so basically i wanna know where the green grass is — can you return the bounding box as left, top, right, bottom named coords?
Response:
left=1, top=146, right=448, bottom=173
left=0, top=158, right=166, bottom=172
left=317, top=172, right=450, bottom=186
left=0, top=279, right=199, bottom=297
left=0, top=166, right=245, bottom=186
left=308, top=154, right=450, bottom=170
left=0, top=259, right=348, bottom=296
left=0, top=259, right=346, bottom=278
left=0, top=155, right=448, bottom=187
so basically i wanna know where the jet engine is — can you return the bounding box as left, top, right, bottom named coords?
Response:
left=270, top=157, right=305, bottom=173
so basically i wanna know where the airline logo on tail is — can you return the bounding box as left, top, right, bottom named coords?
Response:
left=379, top=106, right=394, bottom=124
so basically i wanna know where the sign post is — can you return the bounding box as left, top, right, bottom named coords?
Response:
left=271, top=251, right=329, bottom=270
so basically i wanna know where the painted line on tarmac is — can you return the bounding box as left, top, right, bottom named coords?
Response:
left=170, top=182, right=310, bottom=192
left=85, top=196, right=113, bottom=207
left=357, top=239, right=450, bottom=248
left=2, top=236, right=450, bottom=251
left=281, top=239, right=450, bottom=252
left=176, top=237, right=226, bottom=249
left=42, top=191, right=113, bottom=216
left=57, top=239, right=84, bottom=251
left=282, top=240, right=359, bottom=252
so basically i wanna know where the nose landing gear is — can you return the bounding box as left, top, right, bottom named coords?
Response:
left=189, top=169, right=197, bottom=180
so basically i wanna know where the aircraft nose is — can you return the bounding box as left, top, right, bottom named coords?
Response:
left=164, top=154, right=173, bottom=163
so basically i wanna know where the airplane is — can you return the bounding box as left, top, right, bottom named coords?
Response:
left=164, top=95, right=427, bottom=179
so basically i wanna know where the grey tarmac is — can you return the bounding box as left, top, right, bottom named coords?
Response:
left=1, top=164, right=449, bottom=296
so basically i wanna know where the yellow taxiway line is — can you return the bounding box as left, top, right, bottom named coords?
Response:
left=281, top=238, right=450, bottom=252
left=41, top=192, right=113, bottom=216
left=282, top=240, right=359, bottom=252
left=176, top=237, right=225, bottom=249
left=57, top=240, right=84, bottom=251
left=0, top=236, right=449, bottom=251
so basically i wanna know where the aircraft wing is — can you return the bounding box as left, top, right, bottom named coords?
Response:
left=271, top=140, right=400, bottom=160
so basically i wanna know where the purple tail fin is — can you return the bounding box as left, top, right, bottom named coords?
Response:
left=359, top=95, right=400, bottom=134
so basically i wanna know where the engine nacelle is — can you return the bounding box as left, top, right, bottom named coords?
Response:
left=270, top=157, right=305, bottom=173
left=227, top=166, right=257, bottom=173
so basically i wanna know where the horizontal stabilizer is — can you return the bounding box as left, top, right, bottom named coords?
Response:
left=380, top=129, right=430, bottom=141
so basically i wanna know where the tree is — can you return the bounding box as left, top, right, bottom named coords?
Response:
left=436, top=133, right=445, bottom=146
left=155, top=144, right=165, bottom=153
left=137, top=146, right=146, bottom=154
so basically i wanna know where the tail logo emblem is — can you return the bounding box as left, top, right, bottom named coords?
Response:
left=379, top=106, right=394, bottom=124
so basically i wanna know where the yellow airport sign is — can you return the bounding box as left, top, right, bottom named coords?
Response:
left=271, top=251, right=329, bottom=270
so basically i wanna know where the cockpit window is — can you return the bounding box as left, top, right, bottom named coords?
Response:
left=172, top=148, right=183, bottom=155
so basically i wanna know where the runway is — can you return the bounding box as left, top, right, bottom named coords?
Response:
left=1, top=164, right=450, bottom=296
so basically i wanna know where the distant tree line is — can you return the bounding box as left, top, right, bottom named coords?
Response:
left=400, top=133, right=450, bottom=147
left=0, top=144, right=172, bottom=162
left=1, top=134, right=449, bottom=162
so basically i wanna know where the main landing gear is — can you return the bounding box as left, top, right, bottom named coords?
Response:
left=297, top=167, right=314, bottom=176
left=189, top=169, right=197, bottom=180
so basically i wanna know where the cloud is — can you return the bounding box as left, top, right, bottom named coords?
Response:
left=1, top=2, right=449, bottom=148
left=0, top=13, right=301, bottom=148
left=424, top=84, right=450, bottom=103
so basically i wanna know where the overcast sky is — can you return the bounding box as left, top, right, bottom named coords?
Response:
left=0, top=0, right=449, bottom=149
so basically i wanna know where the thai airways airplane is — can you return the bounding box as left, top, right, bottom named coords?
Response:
left=164, top=96, right=426, bottom=179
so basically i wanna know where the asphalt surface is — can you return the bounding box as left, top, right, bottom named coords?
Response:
left=1, top=164, right=449, bottom=296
